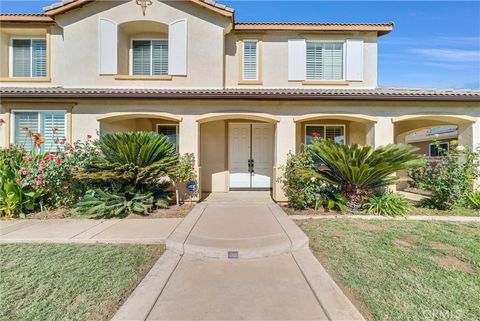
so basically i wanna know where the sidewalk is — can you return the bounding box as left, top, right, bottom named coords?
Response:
left=113, top=199, right=365, bottom=321
left=0, top=218, right=182, bottom=244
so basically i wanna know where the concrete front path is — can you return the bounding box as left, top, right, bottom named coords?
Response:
left=114, top=193, right=365, bottom=321
left=0, top=218, right=182, bottom=244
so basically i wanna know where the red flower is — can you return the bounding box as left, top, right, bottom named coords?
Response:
left=87, top=134, right=92, bottom=140
left=0, top=119, right=5, bottom=126
left=55, top=156, right=62, bottom=165
left=25, top=156, right=33, bottom=162
left=52, top=127, right=59, bottom=132
left=311, top=132, right=321, bottom=138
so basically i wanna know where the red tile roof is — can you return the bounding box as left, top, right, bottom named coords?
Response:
left=1, top=87, right=479, bottom=101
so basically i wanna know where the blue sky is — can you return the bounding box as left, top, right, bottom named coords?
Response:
left=1, top=1, right=479, bottom=89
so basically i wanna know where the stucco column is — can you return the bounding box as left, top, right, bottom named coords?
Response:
left=458, top=119, right=480, bottom=190
left=366, top=117, right=394, bottom=148
left=178, top=115, right=200, bottom=197
left=273, top=116, right=296, bottom=202
left=366, top=117, right=398, bottom=191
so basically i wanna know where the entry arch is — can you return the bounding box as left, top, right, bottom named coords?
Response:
left=196, top=112, right=279, bottom=124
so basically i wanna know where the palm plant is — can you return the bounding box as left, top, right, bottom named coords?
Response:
left=78, top=131, right=178, bottom=185
left=300, top=139, right=424, bottom=206
left=75, top=132, right=178, bottom=217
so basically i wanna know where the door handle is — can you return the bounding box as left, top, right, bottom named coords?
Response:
left=248, top=159, right=254, bottom=173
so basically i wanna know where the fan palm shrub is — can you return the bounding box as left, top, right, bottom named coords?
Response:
left=75, top=132, right=179, bottom=217
left=300, top=139, right=424, bottom=207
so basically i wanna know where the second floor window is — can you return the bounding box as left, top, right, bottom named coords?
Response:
left=242, top=40, right=258, bottom=80
left=131, top=40, right=168, bottom=76
left=306, top=42, right=344, bottom=81
left=11, top=39, right=47, bottom=78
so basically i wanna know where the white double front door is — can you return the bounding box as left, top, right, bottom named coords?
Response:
left=228, top=123, right=274, bottom=189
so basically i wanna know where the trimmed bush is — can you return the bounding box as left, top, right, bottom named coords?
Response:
left=281, top=152, right=317, bottom=210
left=362, top=192, right=412, bottom=216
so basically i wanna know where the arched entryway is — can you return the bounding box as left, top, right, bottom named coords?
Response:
left=197, top=112, right=279, bottom=193
left=393, top=114, right=476, bottom=190
left=97, top=112, right=182, bottom=147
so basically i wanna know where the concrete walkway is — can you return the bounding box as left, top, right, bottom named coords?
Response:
left=114, top=193, right=365, bottom=321
left=0, top=218, right=182, bottom=244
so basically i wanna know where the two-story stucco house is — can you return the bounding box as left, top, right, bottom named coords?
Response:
left=1, top=0, right=479, bottom=201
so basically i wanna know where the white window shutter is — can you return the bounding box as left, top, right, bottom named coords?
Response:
left=346, top=39, right=363, bottom=81
left=288, top=39, right=306, bottom=81
left=168, top=19, right=187, bottom=76
left=99, top=18, right=117, bottom=75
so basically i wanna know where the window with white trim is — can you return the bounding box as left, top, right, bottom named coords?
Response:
left=10, top=39, right=47, bottom=77
left=306, top=42, right=344, bottom=81
left=157, top=124, right=178, bottom=150
left=429, top=142, right=449, bottom=157
left=131, top=40, right=168, bottom=76
left=242, top=40, right=258, bottom=80
left=12, top=111, right=66, bottom=152
left=305, top=125, right=345, bottom=145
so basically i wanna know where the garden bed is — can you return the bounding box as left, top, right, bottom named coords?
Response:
left=0, top=243, right=164, bottom=321
left=0, top=203, right=196, bottom=220
left=284, top=205, right=480, bottom=217
left=299, top=219, right=480, bottom=321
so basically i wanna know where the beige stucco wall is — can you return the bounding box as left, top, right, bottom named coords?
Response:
left=0, top=0, right=229, bottom=88
left=225, top=31, right=378, bottom=88
left=1, top=99, right=479, bottom=197
left=200, top=120, right=228, bottom=192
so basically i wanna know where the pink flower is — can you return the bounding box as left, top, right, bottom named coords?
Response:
left=37, top=174, right=44, bottom=180
left=55, top=156, right=62, bottom=165
left=60, top=137, right=66, bottom=145
left=20, top=168, right=29, bottom=176
left=87, top=134, right=92, bottom=140
left=0, top=118, right=5, bottom=126
left=36, top=180, right=43, bottom=186
left=44, top=154, right=53, bottom=161
left=39, top=161, right=45, bottom=171
left=25, top=156, right=33, bottom=162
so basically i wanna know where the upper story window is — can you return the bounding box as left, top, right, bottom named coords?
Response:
left=10, top=39, right=47, bottom=78
left=130, top=40, right=168, bottom=76
left=305, top=124, right=345, bottom=145
left=242, top=40, right=258, bottom=81
left=11, top=110, right=67, bottom=152
left=306, top=42, right=344, bottom=81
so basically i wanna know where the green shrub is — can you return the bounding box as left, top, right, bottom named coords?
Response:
left=300, top=140, right=424, bottom=208
left=0, top=147, right=42, bottom=218
left=75, top=186, right=169, bottom=218
left=410, top=145, right=480, bottom=210
left=75, top=132, right=179, bottom=217
left=464, top=191, right=480, bottom=210
left=362, top=192, right=412, bottom=216
left=314, top=186, right=348, bottom=213
left=170, top=153, right=197, bottom=205
left=281, top=152, right=317, bottom=209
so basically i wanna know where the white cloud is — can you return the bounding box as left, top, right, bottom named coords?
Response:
left=409, top=48, right=480, bottom=62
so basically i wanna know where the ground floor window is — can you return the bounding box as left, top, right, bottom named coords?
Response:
left=305, top=124, right=345, bottom=145
left=156, top=124, right=178, bottom=150
left=11, top=110, right=66, bottom=152
left=429, top=142, right=449, bottom=157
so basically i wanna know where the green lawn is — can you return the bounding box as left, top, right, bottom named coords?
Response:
left=299, top=219, right=480, bottom=321
left=0, top=244, right=164, bottom=321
